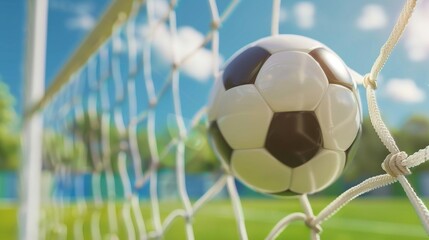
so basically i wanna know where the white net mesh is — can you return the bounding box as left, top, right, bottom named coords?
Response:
left=33, top=0, right=429, bottom=239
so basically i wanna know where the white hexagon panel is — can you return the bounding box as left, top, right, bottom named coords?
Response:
left=255, top=51, right=328, bottom=112
left=217, top=84, right=273, bottom=149
left=290, top=149, right=345, bottom=194
left=252, top=34, right=328, bottom=54
left=231, top=148, right=292, bottom=193
left=315, top=84, right=360, bottom=151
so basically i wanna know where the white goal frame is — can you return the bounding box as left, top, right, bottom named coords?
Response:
left=22, top=0, right=48, bottom=239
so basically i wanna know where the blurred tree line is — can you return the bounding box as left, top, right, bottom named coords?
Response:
left=41, top=111, right=219, bottom=174
left=0, top=79, right=19, bottom=170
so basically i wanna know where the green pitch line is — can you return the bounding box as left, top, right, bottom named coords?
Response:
left=199, top=206, right=425, bottom=238
left=0, top=204, right=17, bottom=240
left=326, top=218, right=424, bottom=238
left=0, top=198, right=427, bottom=240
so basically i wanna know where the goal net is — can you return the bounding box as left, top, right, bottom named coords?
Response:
left=22, top=0, right=429, bottom=239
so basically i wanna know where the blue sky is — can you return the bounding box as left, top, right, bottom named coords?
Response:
left=0, top=0, right=428, bottom=128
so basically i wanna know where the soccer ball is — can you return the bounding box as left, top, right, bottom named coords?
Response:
left=207, top=35, right=362, bottom=196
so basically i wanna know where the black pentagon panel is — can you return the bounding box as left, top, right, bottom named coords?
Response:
left=223, top=46, right=271, bottom=90
left=309, top=48, right=355, bottom=90
left=208, top=121, right=233, bottom=164
left=345, top=126, right=362, bottom=164
left=265, top=112, right=323, bottom=168
left=272, top=189, right=300, bottom=197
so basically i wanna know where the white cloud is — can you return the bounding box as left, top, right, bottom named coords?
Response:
left=66, top=14, right=95, bottom=31
left=141, top=24, right=219, bottom=81
left=356, top=4, right=387, bottom=30
left=50, top=1, right=95, bottom=31
left=385, top=78, right=425, bottom=103
left=404, top=1, right=429, bottom=62
left=293, top=2, right=315, bottom=29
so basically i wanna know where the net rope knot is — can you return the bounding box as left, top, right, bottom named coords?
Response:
left=363, top=74, right=377, bottom=90
left=211, top=20, right=220, bottom=30
left=304, top=216, right=322, bottom=234
left=184, top=212, right=194, bottom=224
left=382, top=151, right=410, bottom=177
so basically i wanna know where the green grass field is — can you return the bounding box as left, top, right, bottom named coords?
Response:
left=0, top=198, right=427, bottom=240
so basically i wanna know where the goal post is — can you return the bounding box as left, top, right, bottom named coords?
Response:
left=21, top=0, right=48, bottom=239
left=22, top=0, right=136, bottom=238
left=22, top=0, right=429, bottom=239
